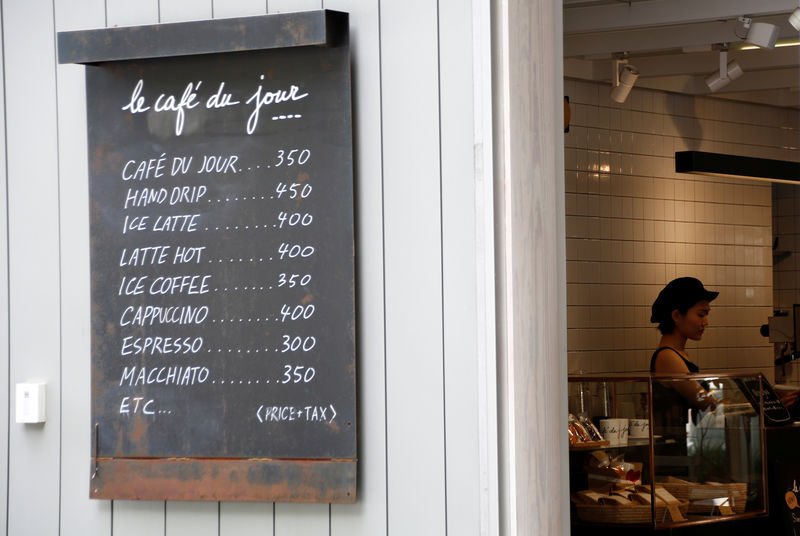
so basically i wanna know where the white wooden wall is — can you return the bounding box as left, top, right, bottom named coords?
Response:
left=0, top=0, right=498, bottom=535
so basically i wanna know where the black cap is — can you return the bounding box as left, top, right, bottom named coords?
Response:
left=650, top=277, right=719, bottom=324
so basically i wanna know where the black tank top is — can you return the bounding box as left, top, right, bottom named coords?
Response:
left=649, top=346, right=699, bottom=373
left=650, top=347, right=699, bottom=440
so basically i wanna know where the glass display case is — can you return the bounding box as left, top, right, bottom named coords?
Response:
left=568, top=373, right=767, bottom=530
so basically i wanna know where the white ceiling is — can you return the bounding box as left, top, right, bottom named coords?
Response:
left=564, top=0, right=800, bottom=108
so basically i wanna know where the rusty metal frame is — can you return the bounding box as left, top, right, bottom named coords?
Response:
left=61, top=10, right=357, bottom=503
left=90, top=458, right=356, bottom=502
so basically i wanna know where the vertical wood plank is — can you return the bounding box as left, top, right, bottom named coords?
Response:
left=160, top=0, right=213, bottom=22
left=113, top=501, right=166, bottom=536
left=438, top=1, right=484, bottom=535
left=275, top=503, right=328, bottom=535
left=469, top=0, right=500, bottom=532
left=4, top=0, right=62, bottom=534
left=166, top=502, right=218, bottom=536
left=166, top=501, right=219, bottom=536
left=0, top=5, right=9, bottom=535
left=212, top=0, right=266, bottom=18
left=54, top=0, right=113, bottom=533
left=102, top=2, right=166, bottom=535
left=220, top=502, right=274, bottom=536
left=380, top=1, right=446, bottom=535
left=106, top=0, right=159, bottom=26
left=324, top=2, right=387, bottom=535
left=268, top=0, right=321, bottom=13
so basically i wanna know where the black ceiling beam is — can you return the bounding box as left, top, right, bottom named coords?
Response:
left=675, top=151, right=800, bottom=182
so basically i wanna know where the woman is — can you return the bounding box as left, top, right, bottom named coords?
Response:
left=649, top=277, right=718, bottom=442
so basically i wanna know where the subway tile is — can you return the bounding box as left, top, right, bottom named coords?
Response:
left=599, top=195, right=612, bottom=218
left=608, top=108, right=622, bottom=131
left=576, top=171, right=588, bottom=192
left=566, top=170, right=579, bottom=193
left=566, top=126, right=587, bottom=149
left=586, top=194, right=599, bottom=217
left=565, top=147, right=578, bottom=170
left=566, top=193, right=577, bottom=215
left=573, top=81, right=599, bottom=105
left=596, top=107, right=610, bottom=130
left=643, top=220, right=656, bottom=243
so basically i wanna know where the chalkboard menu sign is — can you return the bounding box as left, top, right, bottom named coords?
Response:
left=58, top=11, right=356, bottom=502
left=735, top=376, right=792, bottom=426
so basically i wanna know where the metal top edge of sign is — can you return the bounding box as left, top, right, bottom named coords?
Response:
left=57, top=10, right=348, bottom=65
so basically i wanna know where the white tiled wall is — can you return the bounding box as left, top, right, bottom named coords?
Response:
left=773, top=183, right=800, bottom=312
left=772, top=178, right=800, bottom=383
left=564, top=79, right=795, bottom=379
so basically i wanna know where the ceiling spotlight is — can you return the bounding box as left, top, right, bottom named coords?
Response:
left=790, top=8, right=800, bottom=32
left=610, top=60, right=639, bottom=103
left=740, top=16, right=780, bottom=49
left=705, top=50, right=743, bottom=93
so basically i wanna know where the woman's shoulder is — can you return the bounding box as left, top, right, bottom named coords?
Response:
left=652, top=346, right=680, bottom=358
left=650, top=346, right=693, bottom=373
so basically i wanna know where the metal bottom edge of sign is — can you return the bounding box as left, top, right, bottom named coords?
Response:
left=90, top=457, right=357, bottom=503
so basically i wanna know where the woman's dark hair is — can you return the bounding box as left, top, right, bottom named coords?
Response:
left=656, top=304, right=691, bottom=335
left=651, top=277, right=718, bottom=335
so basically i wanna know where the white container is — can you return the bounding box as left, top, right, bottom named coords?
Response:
left=599, top=418, right=629, bottom=446
left=629, top=418, right=650, bottom=439
left=15, top=382, right=46, bottom=424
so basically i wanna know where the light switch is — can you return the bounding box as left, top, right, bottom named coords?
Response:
left=16, top=382, right=46, bottom=424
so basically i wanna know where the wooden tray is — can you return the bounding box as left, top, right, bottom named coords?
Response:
left=574, top=499, right=689, bottom=524
left=659, top=477, right=747, bottom=514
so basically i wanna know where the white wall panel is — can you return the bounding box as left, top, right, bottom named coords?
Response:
left=55, top=0, right=112, bottom=531
left=439, top=1, right=483, bottom=534
left=220, top=502, right=274, bottom=536
left=324, top=3, right=387, bottom=535
left=106, top=0, right=159, bottom=26
left=0, top=6, right=9, bottom=535
left=113, top=501, right=165, bottom=536
left=166, top=501, right=219, bottom=536
left=4, top=0, right=62, bottom=534
left=213, top=0, right=266, bottom=18
left=161, top=0, right=213, bottom=22
left=269, top=0, right=321, bottom=13
left=166, top=502, right=219, bottom=536
left=380, top=0, right=447, bottom=534
left=275, top=503, right=328, bottom=535
left=55, top=0, right=107, bottom=30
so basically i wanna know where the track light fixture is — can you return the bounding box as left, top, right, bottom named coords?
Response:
left=739, top=16, right=780, bottom=49
left=704, top=50, right=743, bottom=93
left=610, top=59, right=639, bottom=103
left=790, top=8, right=800, bottom=32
